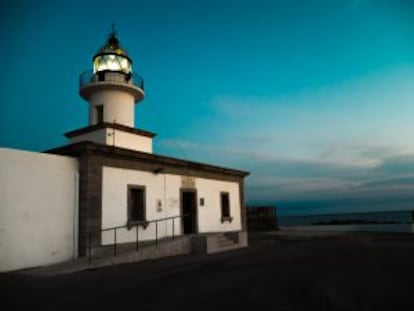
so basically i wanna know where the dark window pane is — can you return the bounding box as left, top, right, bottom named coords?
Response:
left=221, top=193, right=230, bottom=218
left=96, top=105, right=104, bottom=124
left=130, top=187, right=145, bottom=221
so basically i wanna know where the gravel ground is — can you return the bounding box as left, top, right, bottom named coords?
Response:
left=2, top=232, right=414, bottom=311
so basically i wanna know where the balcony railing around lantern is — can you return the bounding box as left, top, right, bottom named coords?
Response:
left=79, top=69, right=144, bottom=90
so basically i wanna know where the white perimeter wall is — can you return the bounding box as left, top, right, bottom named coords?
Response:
left=0, top=148, right=79, bottom=272
left=101, top=166, right=242, bottom=244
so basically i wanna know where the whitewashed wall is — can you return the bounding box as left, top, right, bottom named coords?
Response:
left=109, top=129, right=152, bottom=153
left=68, top=128, right=107, bottom=145
left=196, top=178, right=242, bottom=233
left=101, top=167, right=242, bottom=244
left=90, top=90, right=135, bottom=126
left=101, top=167, right=181, bottom=244
left=69, top=128, right=152, bottom=153
left=0, top=148, right=79, bottom=272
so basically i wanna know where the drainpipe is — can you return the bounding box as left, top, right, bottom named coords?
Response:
left=163, top=172, right=167, bottom=236
left=73, top=171, right=79, bottom=260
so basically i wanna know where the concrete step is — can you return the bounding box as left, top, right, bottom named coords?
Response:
left=214, top=241, right=246, bottom=253
left=217, top=238, right=233, bottom=243
left=217, top=238, right=236, bottom=247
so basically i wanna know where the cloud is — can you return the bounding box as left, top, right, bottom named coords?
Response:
left=158, top=137, right=414, bottom=212
left=361, top=176, right=414, bottom=190
left=247, top=152, right=414, bottom=201
left=378, top=155, right=414, bottom=175
left=157, top=66, right=414, bottom=213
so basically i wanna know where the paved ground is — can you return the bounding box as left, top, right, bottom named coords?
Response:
left=2, top=232, right=414, bottom=311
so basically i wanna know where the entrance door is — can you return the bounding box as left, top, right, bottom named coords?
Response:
left=182, top=190, right=197, bottom=234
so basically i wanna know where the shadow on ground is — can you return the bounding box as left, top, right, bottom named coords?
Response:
left=2, top=232, right=414, bottom=311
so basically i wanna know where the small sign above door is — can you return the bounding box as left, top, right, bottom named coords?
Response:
left=181, top=176, right=195, bottom=188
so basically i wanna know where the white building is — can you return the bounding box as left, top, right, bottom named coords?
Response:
left=0, top=30, right=249, bottom=272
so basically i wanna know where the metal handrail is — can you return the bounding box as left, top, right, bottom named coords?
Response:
left=79, top=69, right=144, bottom=90
left=87, top=214, right=187, bottom=264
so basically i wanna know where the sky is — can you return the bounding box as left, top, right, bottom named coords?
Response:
left=1, top=0, right=414, bottom=215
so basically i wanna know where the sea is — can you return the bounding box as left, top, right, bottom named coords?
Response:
left=278, top=210, right=414, bottom=227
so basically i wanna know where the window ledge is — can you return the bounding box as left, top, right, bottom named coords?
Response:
left=127, top=220, right=149, bottom=230
left=221, top=216, right=233, bottom=223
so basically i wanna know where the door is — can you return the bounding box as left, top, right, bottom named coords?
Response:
left=182, top=190, right=197, bottom=234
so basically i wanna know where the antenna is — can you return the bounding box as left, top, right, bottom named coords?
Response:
left=110, top=23, right=117, bottom=37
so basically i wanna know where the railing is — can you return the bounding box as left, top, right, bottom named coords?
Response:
left=79, top=69, right=144, bottom=90
left=87, top=215, right=187, bottom=264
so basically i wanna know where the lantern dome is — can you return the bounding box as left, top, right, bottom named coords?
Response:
left=93, top=32, right=132, bottom=74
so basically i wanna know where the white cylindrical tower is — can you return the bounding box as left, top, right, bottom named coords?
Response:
left=66, top=28, right=154, bottom=153
left=79, top=30, right=144, bottom=127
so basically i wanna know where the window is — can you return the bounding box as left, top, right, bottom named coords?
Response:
left=96, top=105, right=104, bottom=124
left=97, top=71, right=105, bottom=81
left=128, top=186, right=146, bottom=226
left=221, top=192, right=232, bottom=223
left=94, top=54, right=132, bottom=74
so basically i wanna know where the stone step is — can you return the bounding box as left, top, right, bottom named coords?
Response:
left=216, top=235, right=232, bottom=242
left=217, top=239, right=236, bottom=247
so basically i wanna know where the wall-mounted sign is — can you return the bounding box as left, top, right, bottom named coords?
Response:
left=181, top=176, right=195, bottom=188
left=156, top=199, right=162, bottom=212
left=169, top=198, right=179, bottom=208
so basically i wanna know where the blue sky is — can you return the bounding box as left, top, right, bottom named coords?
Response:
left=1, top=0, right=414, bottom=215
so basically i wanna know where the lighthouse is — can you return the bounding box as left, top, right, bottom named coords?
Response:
left=65, top=28, right=155, bottom=153
left=0, top=28, right=250, bottom=272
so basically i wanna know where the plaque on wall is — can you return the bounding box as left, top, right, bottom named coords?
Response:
left=169, top=198, right=179, bottom=208
left=181, top=176, right=195, bottom=188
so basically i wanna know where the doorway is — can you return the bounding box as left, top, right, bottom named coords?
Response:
left=181, top=190, right=197, bottom=234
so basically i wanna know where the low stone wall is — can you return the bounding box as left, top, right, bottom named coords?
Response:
left=90, top=236, right=192, bottom=268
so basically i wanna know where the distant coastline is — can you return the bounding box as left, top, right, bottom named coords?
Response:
left=278, top=210, right=414, bottom=227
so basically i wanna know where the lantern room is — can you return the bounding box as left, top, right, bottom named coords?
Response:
left=78, top=28, right=145, bottom=127
left=93, top=32, right=132, bottom=74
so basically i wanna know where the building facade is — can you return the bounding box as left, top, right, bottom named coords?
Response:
left=0, top=30, right=249, bottom=272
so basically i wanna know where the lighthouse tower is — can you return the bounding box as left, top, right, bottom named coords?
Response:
left=65, top=29, right=155, bottom=153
